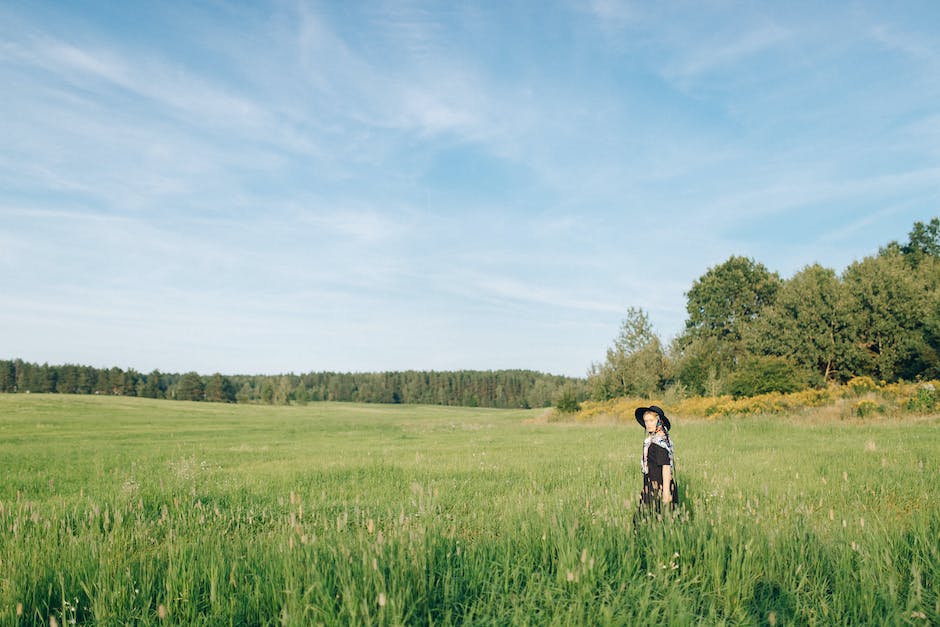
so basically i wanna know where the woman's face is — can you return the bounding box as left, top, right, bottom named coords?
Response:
left=643, top=412, right=659, bottom=434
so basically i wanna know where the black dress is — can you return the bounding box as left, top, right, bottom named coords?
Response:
left=639, top=442, right=678, bottom=510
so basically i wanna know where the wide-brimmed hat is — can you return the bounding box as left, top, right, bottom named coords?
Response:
left=635, top=405, right=671, bottom=431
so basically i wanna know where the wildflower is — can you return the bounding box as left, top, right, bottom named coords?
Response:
left=50, top=617, right=59, bottom=627
left=158, top=605, right=167, bottom=620
left=566, top=571, right=575, bottom=582
left=911, top=611, right=927, bottom=619
left=768, top=611, right=777, bottom=626
left=378, top=593, right=387, bottom=607
left=16, top=604, right=23, bottom=616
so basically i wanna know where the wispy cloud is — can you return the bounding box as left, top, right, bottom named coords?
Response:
left=2, top=1, right=938, bottom=375
left=470, top=275, right=623, bottom=314
left=869, top=23, right=940, bottom=68
left=664, top=24, right=791, bottom=81
left=579, top=0, right=637, bottom=28
left=294, top=206, right=408, bottom=244
left=293, top=3, right=490, bottom=141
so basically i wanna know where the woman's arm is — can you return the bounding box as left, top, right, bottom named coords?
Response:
left=661, top=465, right=672, bottom=503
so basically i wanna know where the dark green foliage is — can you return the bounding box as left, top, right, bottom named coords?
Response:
left=884, top=217, right=940, bottom=265
left=843, top=251, right=930, bottom=381
left=0, top=360, right=586, bottom=409
left=671, top=336, right=723, bottom=397
left=670, top=218, right=940, bottom=397
left=0, top=360, right=15, bottom=392
left=723, top=356, right=807, bottom=398
left=747, top=264, right=855, bottom=383
left=906, top=384, right=938, bottom=413
left=139, top=370, right=165, bottom=398
left=204, top=373, right=236, bottom=403
left=589, top=308, right=666, bottom=400
left=175, top=372, right=205, bottom=401
left=553, top=384, right=582, bottom=413
left=675, top=256, right=782, bottom=390
left=683, top=255, right=781, bottom=345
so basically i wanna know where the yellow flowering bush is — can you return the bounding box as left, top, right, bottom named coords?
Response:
left=568, top=379, right=939, bottom=421
left=846, top=376, right=878, bottom=396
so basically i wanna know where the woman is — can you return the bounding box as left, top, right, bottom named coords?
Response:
left=634, top=405, right=678, bottom=519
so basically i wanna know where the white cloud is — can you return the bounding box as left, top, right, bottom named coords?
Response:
left=2, top=1, right=938, bottom=377
left=689, top=164, right=940, bottom=228
left=664, top=24, right=791, bottom=80
left=869, top=23, right=940, bottom=68
left=293, top=4, right=489, bottom=141
left=471, top=275, right=623, bottom=313
left=581, top=0, right=637, bottom=27
left=294, top=206, right=407, bottom=244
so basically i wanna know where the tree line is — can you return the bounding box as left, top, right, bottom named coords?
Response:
left=0, top=362, right=586, bottom=409
left=590, top=217, right=940, bottom=400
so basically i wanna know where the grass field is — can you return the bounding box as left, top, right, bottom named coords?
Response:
left=1, top=395, right=938, bottom=625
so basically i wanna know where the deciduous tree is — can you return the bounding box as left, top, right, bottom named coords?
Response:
left=747, top=264, right=856, bottom=383
left=590, top=307, right=666, bottom=399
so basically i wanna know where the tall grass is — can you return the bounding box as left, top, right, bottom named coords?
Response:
left=1, top=395, right=937, bottom=624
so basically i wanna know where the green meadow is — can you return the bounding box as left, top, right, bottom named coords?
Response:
left=0, top=395, right=937, bottom=625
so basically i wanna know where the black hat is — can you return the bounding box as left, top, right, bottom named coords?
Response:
left=635, top=405, right=671, bottom=431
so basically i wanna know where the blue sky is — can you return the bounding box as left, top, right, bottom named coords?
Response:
left=2, top=1, right=939, bottom=377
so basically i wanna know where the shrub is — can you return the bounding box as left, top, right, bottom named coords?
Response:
left=905, top=383, right=937, bottom=414
left=846, top=376, right=878, bottom=396
left=553, top=385, right=582, bottom=414
left=854, top=400, right=883, bottom=418
left=724, top=356, right=806, bottom=398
